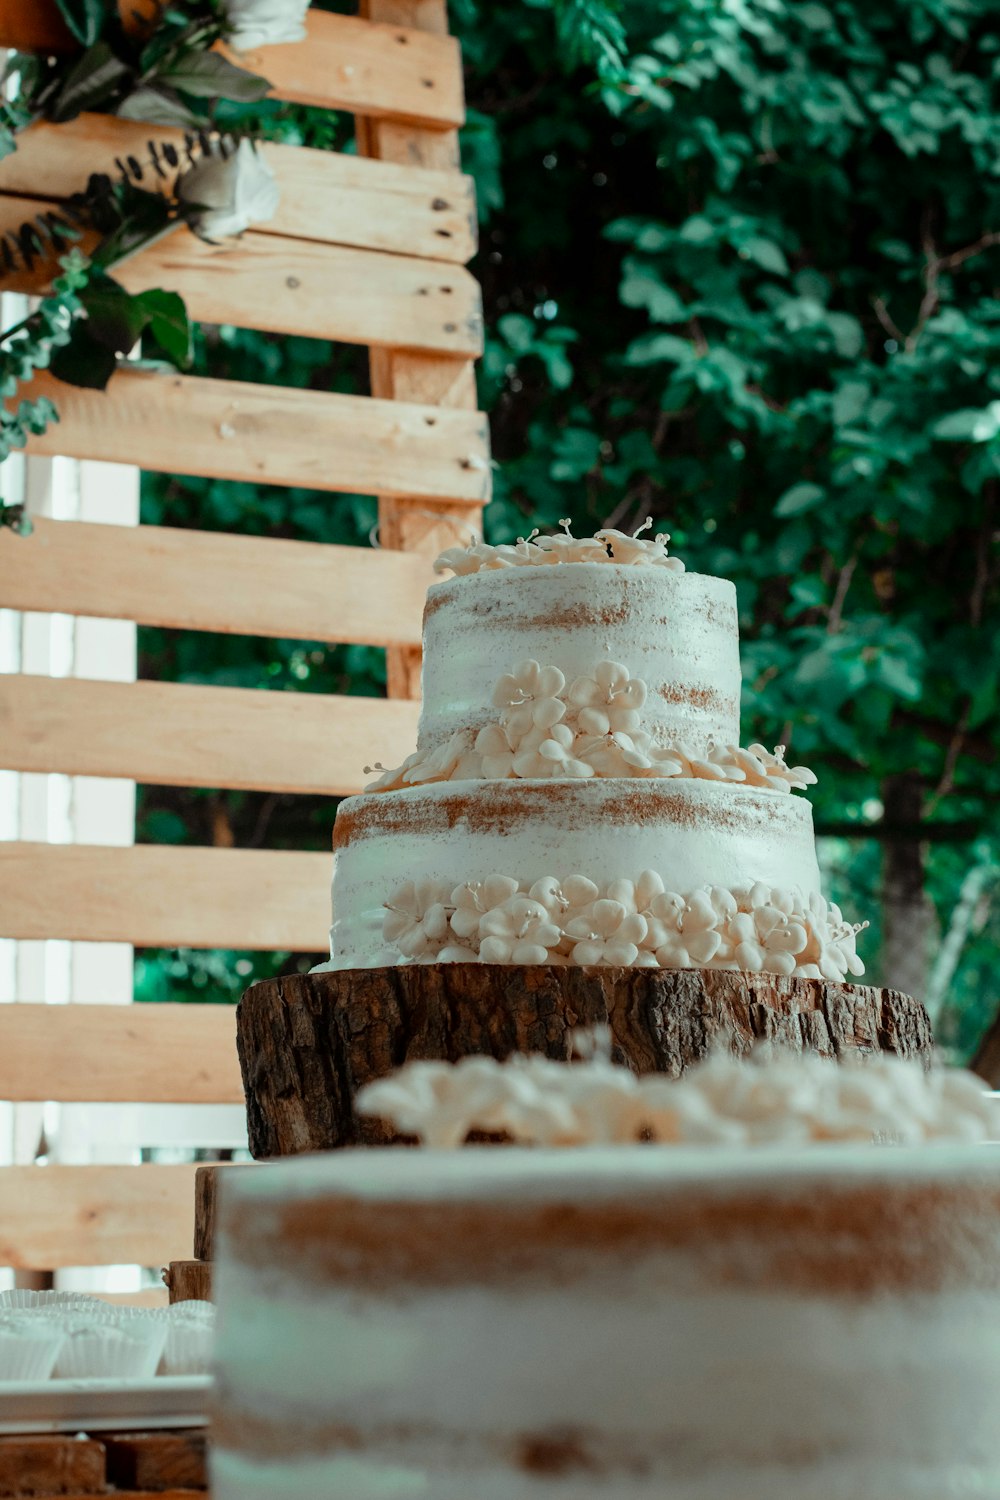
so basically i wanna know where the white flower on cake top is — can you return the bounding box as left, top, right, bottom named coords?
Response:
left=434, top=517, right=686, bottom=576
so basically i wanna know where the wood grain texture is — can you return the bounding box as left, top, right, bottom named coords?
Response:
left=0, top=1164, right=198, bottom=1269
left=0, top=116, right=476, bottom=263
left=0, top=1436, right=105, bottom=1498
left=16, top=369, right=489, bottom=504
left=164, top=1260, right=213, bottom=1304
left=0, top=519, right=431, bottom=646
left=0, top=844, right=329, bottom=951
left=103, top=1431, right=207, bottom=1492
left=0, top=5, right=464, bottom=126
left=357, top=0, right=481, bottom=699
left=0, top=675, right=419, bottom=795
left=194, top=1164, right=254, bottom=1261
left=0, top=1003, right=242, bottom=1104
left=0, top=200, right=483, bottom=356
left=236, top=966, right=934, bottom=1158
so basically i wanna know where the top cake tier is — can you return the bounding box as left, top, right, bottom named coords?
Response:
left=419, top=564, right=741, bottom=753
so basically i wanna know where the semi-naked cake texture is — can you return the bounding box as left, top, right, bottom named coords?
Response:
left=212, top=1132, right=1000, bottom=1500
left=323, top=521, right=867, bottom=980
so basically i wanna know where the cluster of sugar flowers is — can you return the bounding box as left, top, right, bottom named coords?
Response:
left=382, top=872, right=867, bottom=981
left=357, top=1031, right=997, bottom=1150
left=434, top=517, right=686, bottom=577
left=364, top=656, right=817, bottom=793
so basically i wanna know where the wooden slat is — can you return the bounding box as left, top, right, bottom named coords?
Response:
left=0, top=5, right=464, bottom=127
left=0, top=199, right=483, bottom=356
left=359, top=0, right=483, bottom=700
left=0, top=1003, right=243, bottom=1104
left=0, top=115, right=476, bottom=263
left=0, top=676, right=421, bottom=795
left=0, top=845, right=330, bottom=950
left=16, top=369, right=490, bottom=506
left=0, top=1164, right=198, bottom=1269
left=0, top=519, right=432, bottom=646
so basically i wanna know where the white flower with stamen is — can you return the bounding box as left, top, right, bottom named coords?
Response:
left=383, top=878, right=452, bottom=959
left=478, top=895, right=563, bottom=964
left=568, top=661, right=646, bottom=735
left=565, top=897, right=648, bottom=966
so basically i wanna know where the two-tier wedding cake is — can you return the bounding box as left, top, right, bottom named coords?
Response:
left=321, top=520, right=867, bottom=980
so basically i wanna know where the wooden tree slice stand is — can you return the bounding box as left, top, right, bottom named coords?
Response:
left=236, top=965, right=933, bottom=1159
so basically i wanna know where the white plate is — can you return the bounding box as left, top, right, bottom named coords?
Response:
left=0, top=1374, right=211, bottom=1432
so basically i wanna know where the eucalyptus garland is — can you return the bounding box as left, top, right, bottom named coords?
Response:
left=0, top=0, right=303, bottom=501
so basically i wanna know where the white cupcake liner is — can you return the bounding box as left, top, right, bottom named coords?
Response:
left=0, top=1322, right=64, bottom=1382
left=0, top=1290, right=96, bottom=1313
left=159, top=1321, right=215, bottom=1376
left=53, top=1315, right=167, bottom=1381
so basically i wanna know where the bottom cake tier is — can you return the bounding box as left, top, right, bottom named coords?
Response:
left=325, top=778, right=866, bottom=981
left=211, top=1144, right=1000, bottom=1500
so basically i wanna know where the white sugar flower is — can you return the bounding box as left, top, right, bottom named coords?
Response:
left=222, top=0, right=310, bottom=51
left=178, top=138, right=280, bottom=241
left=383, top=878, right=452, bottom=959
left=401, top=730, right=478, bottom=786
left=478, top=895, right=563, bottom=964
left=363, top=754, right=416, bottom=792
left=511, top=722, right=594, bottom=780
left=568, top=661, right=647, bottom=735
left=594, top=517, right=685, bottom=571
left=433, top=536, right=494, bottom=576
left=565, top=897, right=648, bottom=966
left=493, top=660, right=567, bottom=711
left=747, top=743, right=819, bottom=792
left=575, top=727, right=659, bottom=777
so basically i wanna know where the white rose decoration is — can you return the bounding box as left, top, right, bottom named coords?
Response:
left=222, top=0, right=310, bottom=51
left=178, top=138, right=280, bottom=242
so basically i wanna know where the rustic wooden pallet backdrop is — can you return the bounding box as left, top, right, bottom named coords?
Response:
left=0, top=0, right=487, bottom=1277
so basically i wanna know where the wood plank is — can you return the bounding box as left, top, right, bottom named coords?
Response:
left=103, top=1431, right=207, bottom=1492
left=193, top=1164, right=253, bottom=1261
left=0, top=1436, right=106, bottom=1498
left=0, top=115, right=476, bottom=263
left=0, top=5, right=463, bottom=127
left=164, top=1261, right=212, bottom=1304
left=358, top=0, right=482, bottom=699
left=0, top=199, right=483, bottom=356
left=230, top=10, right=464, bottom=125
left=0, top=675, right=420, bottom=795
left=16, top=369, right=490, bottom=506
left=0, top=845, right=330, bottom=950
left=0, top=1163, right=199, bottom=1269
left=0, top=1003, right=243, bottom=1104
left=0, top=519, right=432, bottom=647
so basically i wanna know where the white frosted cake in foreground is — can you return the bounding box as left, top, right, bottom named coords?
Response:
left=212, top=1050, right=1000, bottom=1500
left=322, top=522, right=867, bottom=979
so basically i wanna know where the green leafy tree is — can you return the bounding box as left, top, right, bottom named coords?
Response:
left=136, top=0, right=999, bottom=1054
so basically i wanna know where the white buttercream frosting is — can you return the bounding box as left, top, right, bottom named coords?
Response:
left=357, top=1042, right=995, bottom=1149
left=212, top=1143, right=1000, bottom=1500
left=328, top=778, right=825, bottom=971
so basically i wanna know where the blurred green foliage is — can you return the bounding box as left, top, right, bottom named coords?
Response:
left=136, top=0, right=999, bottom=1056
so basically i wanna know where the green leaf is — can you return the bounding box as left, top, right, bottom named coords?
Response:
left=135, top=288, right=193, bottom=368
left=741, top=237, right=789, bottom=276
left=52, top=0, right=111, bottom=47
left=114, top=87, right=203, bottom=127
left=874, top=651, right=921, bottom=700
left=624, top=332, right=694, bottom=366
left=80, top=275, right=150, bottom=353
left=930, top=403, right=1000, bottom=443
left=619, top=257, right=686, bottom=321
left=49, top=324, right=118, bottom=389
left=49, top=41, right=131, bottom=123
left=155, top=52, right=272, bottom=103
left=774, top=481, right=826, bottom=517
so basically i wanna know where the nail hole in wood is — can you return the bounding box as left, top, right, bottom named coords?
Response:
left=431, top=198, right=450, bottom=211
left=435, top=229, right=453, bottom=238
left=286, top=276, right=300, bottom=289
left=421, top=78, right=434, bottom=87
left=444, top=322, right=458, bottom=332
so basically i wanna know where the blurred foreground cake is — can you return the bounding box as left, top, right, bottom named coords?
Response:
left=211, top=1049, right=1000, bottom=1499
